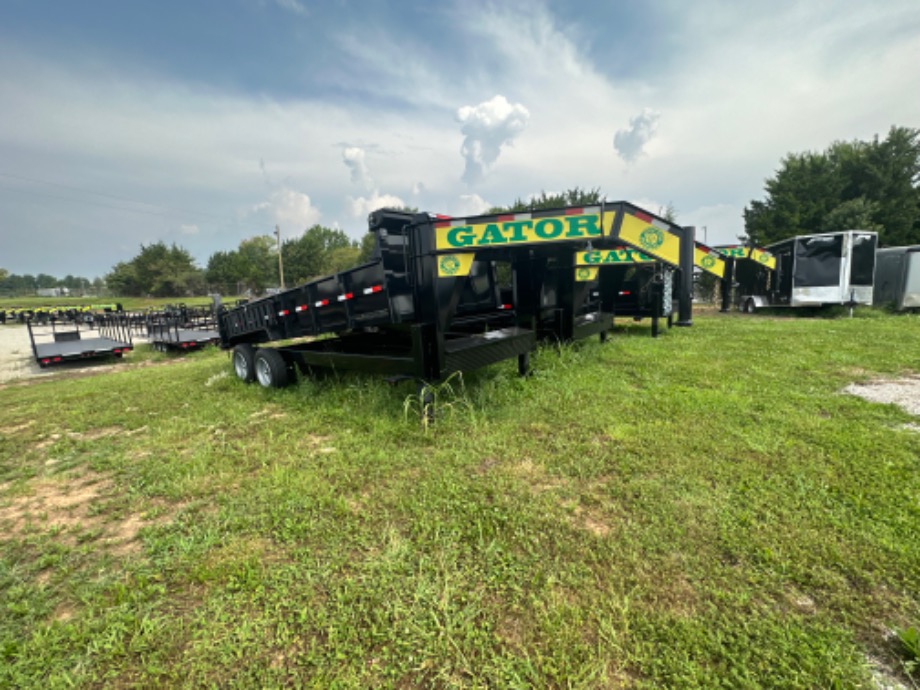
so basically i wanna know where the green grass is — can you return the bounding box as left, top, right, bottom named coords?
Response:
left=1, top=312, right=919, bottom=688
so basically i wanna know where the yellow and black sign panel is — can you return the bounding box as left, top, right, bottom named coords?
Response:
left=434, top=212, right=605, bottom=251
left=436, top=253, right=476, bottom=278
left=694, top=247, right=726, bottom=278
left=576, top=248, right=655, bottom=266
left=574, top=266, right=599, bottom=282
left=604, top=211, right=681, bottom=267
left=749, top=247, right=776, bottom=270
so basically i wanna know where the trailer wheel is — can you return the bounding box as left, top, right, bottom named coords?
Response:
left=232, top=344, right=256, bottom=383
left=743, top=298, right=756, bottom=314
left=254, top=348, right=290, bottom=388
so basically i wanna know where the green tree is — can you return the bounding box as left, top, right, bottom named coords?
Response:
left=744, top=126, right=920, bottom=246
left=282, top=225, right=354, bottom=284
left=105, top=242, right=203, bottom=297
left=357, top=232, right=377, bottom=263
left=237, top=236, right=278, bottom=293
left=488, top=187, right=603, bottom=213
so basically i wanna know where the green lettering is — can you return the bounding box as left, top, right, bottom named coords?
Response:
left=505, top=220, right=531, bottom=243
left=479, top=223, right=507, bottom=245
left=565, top=214, right=600, bottom=238
left=582, top=250, right=601, bottom=264
left=446, top=225, right=474, bottom=248
left=534, top=218, right=564, bottom=240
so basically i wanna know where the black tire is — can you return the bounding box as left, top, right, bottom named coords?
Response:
left=254, top=348, right=290, bottom=388
left=232, top=344, right=256, bottom=383
left=743, top=298, right=756, bottom=314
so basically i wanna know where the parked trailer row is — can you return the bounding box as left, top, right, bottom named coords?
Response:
left=715, top=230, right=879, bottom=313
left=218, top=202, right=698, bottom=391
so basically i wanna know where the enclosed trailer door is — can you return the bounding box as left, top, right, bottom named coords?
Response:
left=792, top=234, right=844, bottom=305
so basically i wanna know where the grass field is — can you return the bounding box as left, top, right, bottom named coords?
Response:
left=1, top=312, right=918, bottom=688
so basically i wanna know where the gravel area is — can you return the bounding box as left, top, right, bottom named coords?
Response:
left=844, top=376, right=920, bottom=417
left=0, top=325, right=47, bottom=383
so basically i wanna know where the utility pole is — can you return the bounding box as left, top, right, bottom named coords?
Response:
left=274, top=224, right=285, bottom=290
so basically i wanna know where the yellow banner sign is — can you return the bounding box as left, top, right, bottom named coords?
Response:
left=749, top=247, right=776, bottom=270
left=605, top=211, right=681, bottom=267
left=694, top=247, right=726, bottom=278
left=436, top=253, right=476, bottom=278
left=435, top=212, right=604, bottom=251
left=576, top=248, right=655, bottom=265
left=575, top=267, right=599, bottom=282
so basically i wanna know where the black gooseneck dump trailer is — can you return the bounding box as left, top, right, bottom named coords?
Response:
left=217, top=201, right=695, bottom=390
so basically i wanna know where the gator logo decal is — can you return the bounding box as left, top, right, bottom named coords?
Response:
left=701, top=254, right=717, bottom=269
left=639, top=227, right=664, bottom=251
left=439, top=255, right=460, bottom=275
left=436, top=253, right=475, bottom=278
left=575, top=267, right=599, bottom=282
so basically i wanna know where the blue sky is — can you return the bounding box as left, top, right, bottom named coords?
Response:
left=1, top=0, right=919, bottom=278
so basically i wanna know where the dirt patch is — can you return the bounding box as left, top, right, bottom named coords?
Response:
left=0, top=470, right=161, bottom=556
left=844, top=375, right=920, bottom=417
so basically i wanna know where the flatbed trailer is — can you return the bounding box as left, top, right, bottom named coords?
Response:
left=145, top=306, right=220, bottom=352
left=27, top=317, right=133, bottom=368
left=218, top=201, right=696, bottom=389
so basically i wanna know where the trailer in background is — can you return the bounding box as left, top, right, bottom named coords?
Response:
left=719, top=231, right=877, bottom=312
left=145, top=306, right=220, bottom=352
left=873, top=246, right=920, bottom=311
left=27, top=317, right=133, bottom=368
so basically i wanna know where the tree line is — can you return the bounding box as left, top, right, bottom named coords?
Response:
left=0, top=270, right=101, bottom=297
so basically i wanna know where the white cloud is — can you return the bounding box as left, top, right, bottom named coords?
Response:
left=180, top=224, right=200, bottom=235
left=614, top=109, right=661, bottom=163
left=255, top=188, right=321, bottom=231
left=348, top=190, right=406, bottom=219
left=342, top=146, right=373, bottom=190
left=456, top=95, right=530, bottom=185
left=452, top=193, right=492, bottom=217
left=412, top=181, right=425, bottom=196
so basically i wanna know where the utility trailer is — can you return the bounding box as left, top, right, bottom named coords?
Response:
left=218, top=202, right=697, bottom=390
left=873, top=246, right=920, bottom=311
left=145, top=307, right=220, bottom=352
left=27, top=316, right=133, bottom=368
